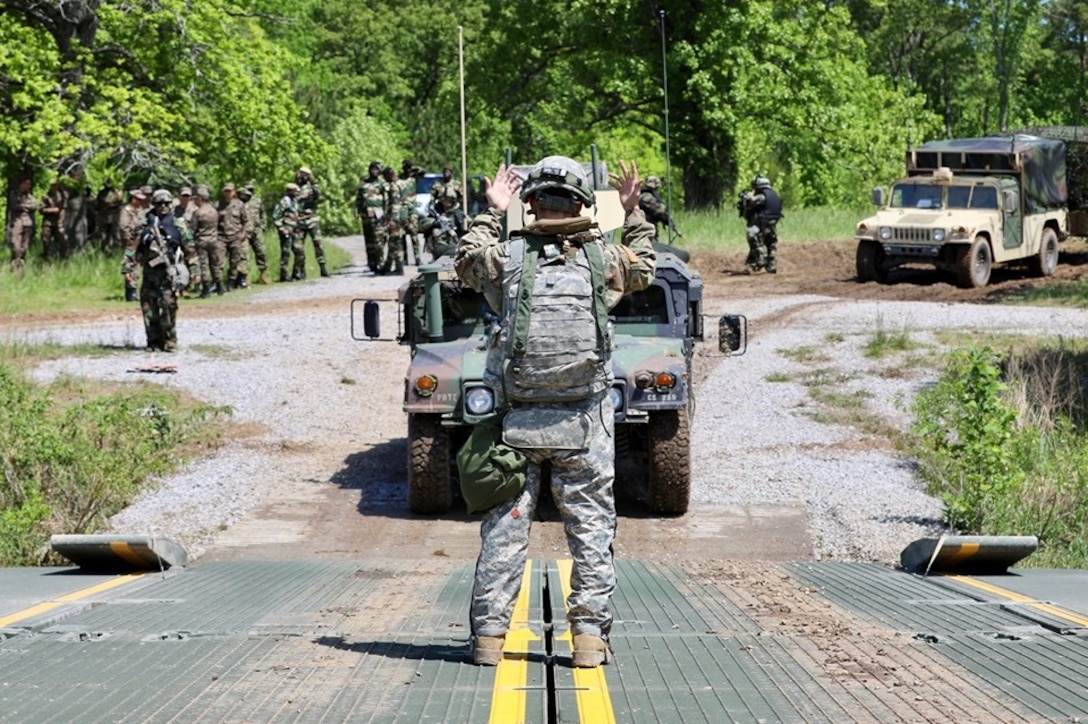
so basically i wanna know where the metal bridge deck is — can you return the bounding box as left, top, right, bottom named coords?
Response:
left=1, top=559, right=1086, bottom=722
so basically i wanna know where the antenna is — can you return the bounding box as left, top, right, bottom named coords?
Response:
left=658, top=10, right=675, bottom=242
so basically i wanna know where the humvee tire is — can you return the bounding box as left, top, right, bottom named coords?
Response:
left=407, top=413, right=452, bottom=514
left=1030, top=227, right=1059, bottom=277
left=955, top=237, right=993, bottom=288
left=646, top=408, right=691, bottom=515
left=856, top=240, right=887, bottom=283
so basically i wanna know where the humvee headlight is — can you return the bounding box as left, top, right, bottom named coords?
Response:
left=653, top=372, right=677, bottom=392
left=465, top=386, right=494, bottom=415
left=413, top=374, right=438, bottom=398
left=932, top=228, right=946, bottom=242
left=879, top=226, right=893, bottom=240
left=608, top=386, right=624, bottom=410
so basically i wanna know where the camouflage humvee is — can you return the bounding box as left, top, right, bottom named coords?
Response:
left=855, top=135, right=1070, bottom=288
left=354, top=156, right=744, bottom=515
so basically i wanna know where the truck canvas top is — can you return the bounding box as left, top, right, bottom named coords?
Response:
left=907, top=134, right=1067, bottom=211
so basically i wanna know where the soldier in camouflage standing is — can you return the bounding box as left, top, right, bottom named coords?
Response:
left=239, top=182, right=270, bottom=284
left=95, top=180, right=124, bottom=251
left=737, top=174, right=783, bottom=274
left=217, top=182, right=249, bottom=289
left=119, top=188, right=148, bottom=300
left=272, top=182, right=304, bottom=281
left=638, top=176, right=682, bottom=242
left=354, top=161, right=386, bottom=273
left=419, top=186, right=467, bottom=259
left=431, top=165, right=464, bottom=209
left=174, top=187, right=194, bottom=227
left=40, top=179, right=67, bottom=261
left=295, top=166, right=328, bottom=278
left=62, top=169, right=89, bottom=252
left=6, top=177, right=39, bottom=273
left=376, top=166, right=404, bottom=275
left=455, top=157, right=656, bottom=669
left=122, top=189, right=201, bottom=352
left=190, top=186, right=223, bottom=297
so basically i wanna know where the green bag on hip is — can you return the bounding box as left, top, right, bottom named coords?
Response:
left=457, top=422, right=527, bottom=514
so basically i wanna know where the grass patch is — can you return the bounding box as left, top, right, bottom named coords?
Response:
left=995, top=281, right=1088, bottom=308
left=765, top=371, right=792, bottom=383
left=0, top=357, right=230, bottom=566
left=188, top=343, right=248, bottom=360
left=778, top=345, right=831, bottom=364
left=864, top=315, right=921, bottom=358
left=662, top=205, right=865, bottom=254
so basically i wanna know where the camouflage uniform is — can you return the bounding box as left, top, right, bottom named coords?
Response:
left=40, top=182, right=67, bottom=260
left=355, top=163, right=385, bottom=273
left=295, top=167, right=327, bottom=276
left=240, top=185, right=268, bottom=283
left=398, top=172, right=421, bottom=264
left=217, top=183, right=249, bottom=288
left=455, top=180, right=656, bottom=652
left=272, top=183, right=304, bottom=281
left=431, top=168, right=464, bottom=208
left=119, top=190, right=148, bottom=300
left=189, top=188, right=223, bottom=296
left=739, top=175, right=782, bottom=273
left=376, top=169, right=404, bottom=274
left=121, top=191, right=199, bottom=351
left=6, top=181, right=39, bottom=272
left=63, top=177, right=89, bottom=252
left=95, top=182, right=125, bottom=251
left=638, top=177, right=680, bottom=242
left=419, top=188, right=467, bottom=259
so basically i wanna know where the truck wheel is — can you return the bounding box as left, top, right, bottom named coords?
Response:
left=407, top=413, right=452, bottom=514
left=1030, top=227, right=1059, bottom=277
left=647, top=409, right=691, bottom=515
left=856, top=240, right=884, bottom=283
left=955, top=237, right=992, bottom=288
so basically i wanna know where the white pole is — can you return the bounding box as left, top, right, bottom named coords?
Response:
left=459, top=26, right=468, bottom=215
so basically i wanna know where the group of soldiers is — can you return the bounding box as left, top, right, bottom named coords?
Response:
left=354, top=160, right=466, bottom=275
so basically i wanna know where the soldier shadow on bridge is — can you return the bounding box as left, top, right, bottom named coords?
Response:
left=330, top=440, right=671, bottom=522
left=315, top=634, right=503, bottom=665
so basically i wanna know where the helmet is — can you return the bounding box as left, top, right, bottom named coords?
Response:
left=368, top=160, right=382, bottom=172
left=752, top=174, right=771, bottom=190
left=298, top=166, right=313, bottom=177
left=646, top=176, right=662, bottom=189
left=151, top=189, right=173, bottom=205
left=285, top=182, right=300, bottom=192
left=519, top=156, right=595, bottom=206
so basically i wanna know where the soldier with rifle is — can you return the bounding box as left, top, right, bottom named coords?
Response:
left=737, top=174, right=783, bottom=274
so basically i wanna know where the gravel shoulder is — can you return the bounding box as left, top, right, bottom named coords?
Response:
left=4, top=235, right=1088, bottom=567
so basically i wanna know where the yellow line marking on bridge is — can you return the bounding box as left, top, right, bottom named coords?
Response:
left=950, top=575, right=1088, bottom=628
left=556, top=559, right=616, bottom=724
left=0, top=574, right=143, bottom=628
left=489, top=561, right=539, bottom=724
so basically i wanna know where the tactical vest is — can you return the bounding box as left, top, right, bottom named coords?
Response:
left=757, top=187, right=783, bottom=223
left=494, top=233, right=612, bottom=403
left=140, top=213, right=182, bottom=263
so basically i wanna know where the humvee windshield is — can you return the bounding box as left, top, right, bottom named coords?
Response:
left=611, top=284, right=669, bottom=324
left=889, top=182, right=999, bottom=210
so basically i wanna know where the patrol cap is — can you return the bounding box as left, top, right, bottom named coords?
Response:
left=222, top=181, right=235, bottom=191
left=285, top=182, right=300, bottom=192
left=129, top=188, right=146, bottom=200
left=179, top=186, right=192, bottom=197
left=195, top=185, right=211, bottom=199
left=140, top=185, right=153, bottom=196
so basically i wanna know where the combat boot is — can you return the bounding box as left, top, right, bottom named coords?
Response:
left=572, top=634, right=613, bottom=668
left=199, top=283, right=212, bottom=299
left=125, top=286, right=138, bottom=302
left=279, top=270, right=290, bottom=282
left=319, top=262, right=330, bottom=278
left=392, top=262, right=404, bottom=276
left=236, top=273, right=248, bottom=289
left=258, top=270, right=271, bottom=285
left=765, top=260, right=777, bottom=274
left=216, top=282, right=225, bottom=296
left=226, top=277, right=236, bottom=291
left=470, top=635, right=505, bottom=666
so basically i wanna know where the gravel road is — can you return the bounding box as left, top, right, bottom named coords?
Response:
left=6, top=235, right=1088, bottom=566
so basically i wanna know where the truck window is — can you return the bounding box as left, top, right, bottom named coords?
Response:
left=947, top=186, right=971, bottom=208
left=612, top=285, right=668, bottom=324
left=890, top=183, right=943, bottom=209
left=969, top=186, right=998, bottom=209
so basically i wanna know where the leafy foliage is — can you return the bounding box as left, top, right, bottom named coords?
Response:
left=0, top=362, right=227, bottom=566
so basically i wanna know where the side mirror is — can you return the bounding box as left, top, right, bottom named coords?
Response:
left=718, top=314, right=747, bottom=355
left=872, top=187, right=886, bottom=207
left=351, top=298, right=382, bottom=340
left=1003, top=190, right=1019, bottom=214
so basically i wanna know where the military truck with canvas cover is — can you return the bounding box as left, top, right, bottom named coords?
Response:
left=855, top=135, right=1071, bottom=288
left=355, top=158, right=744, bottom=516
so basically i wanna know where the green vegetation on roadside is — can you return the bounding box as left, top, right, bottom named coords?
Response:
left=664, top=206, right=865, bottom=254
left=777, top=319, right=1088, bottom=568
left=0, top=355, right=230, bottom=566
